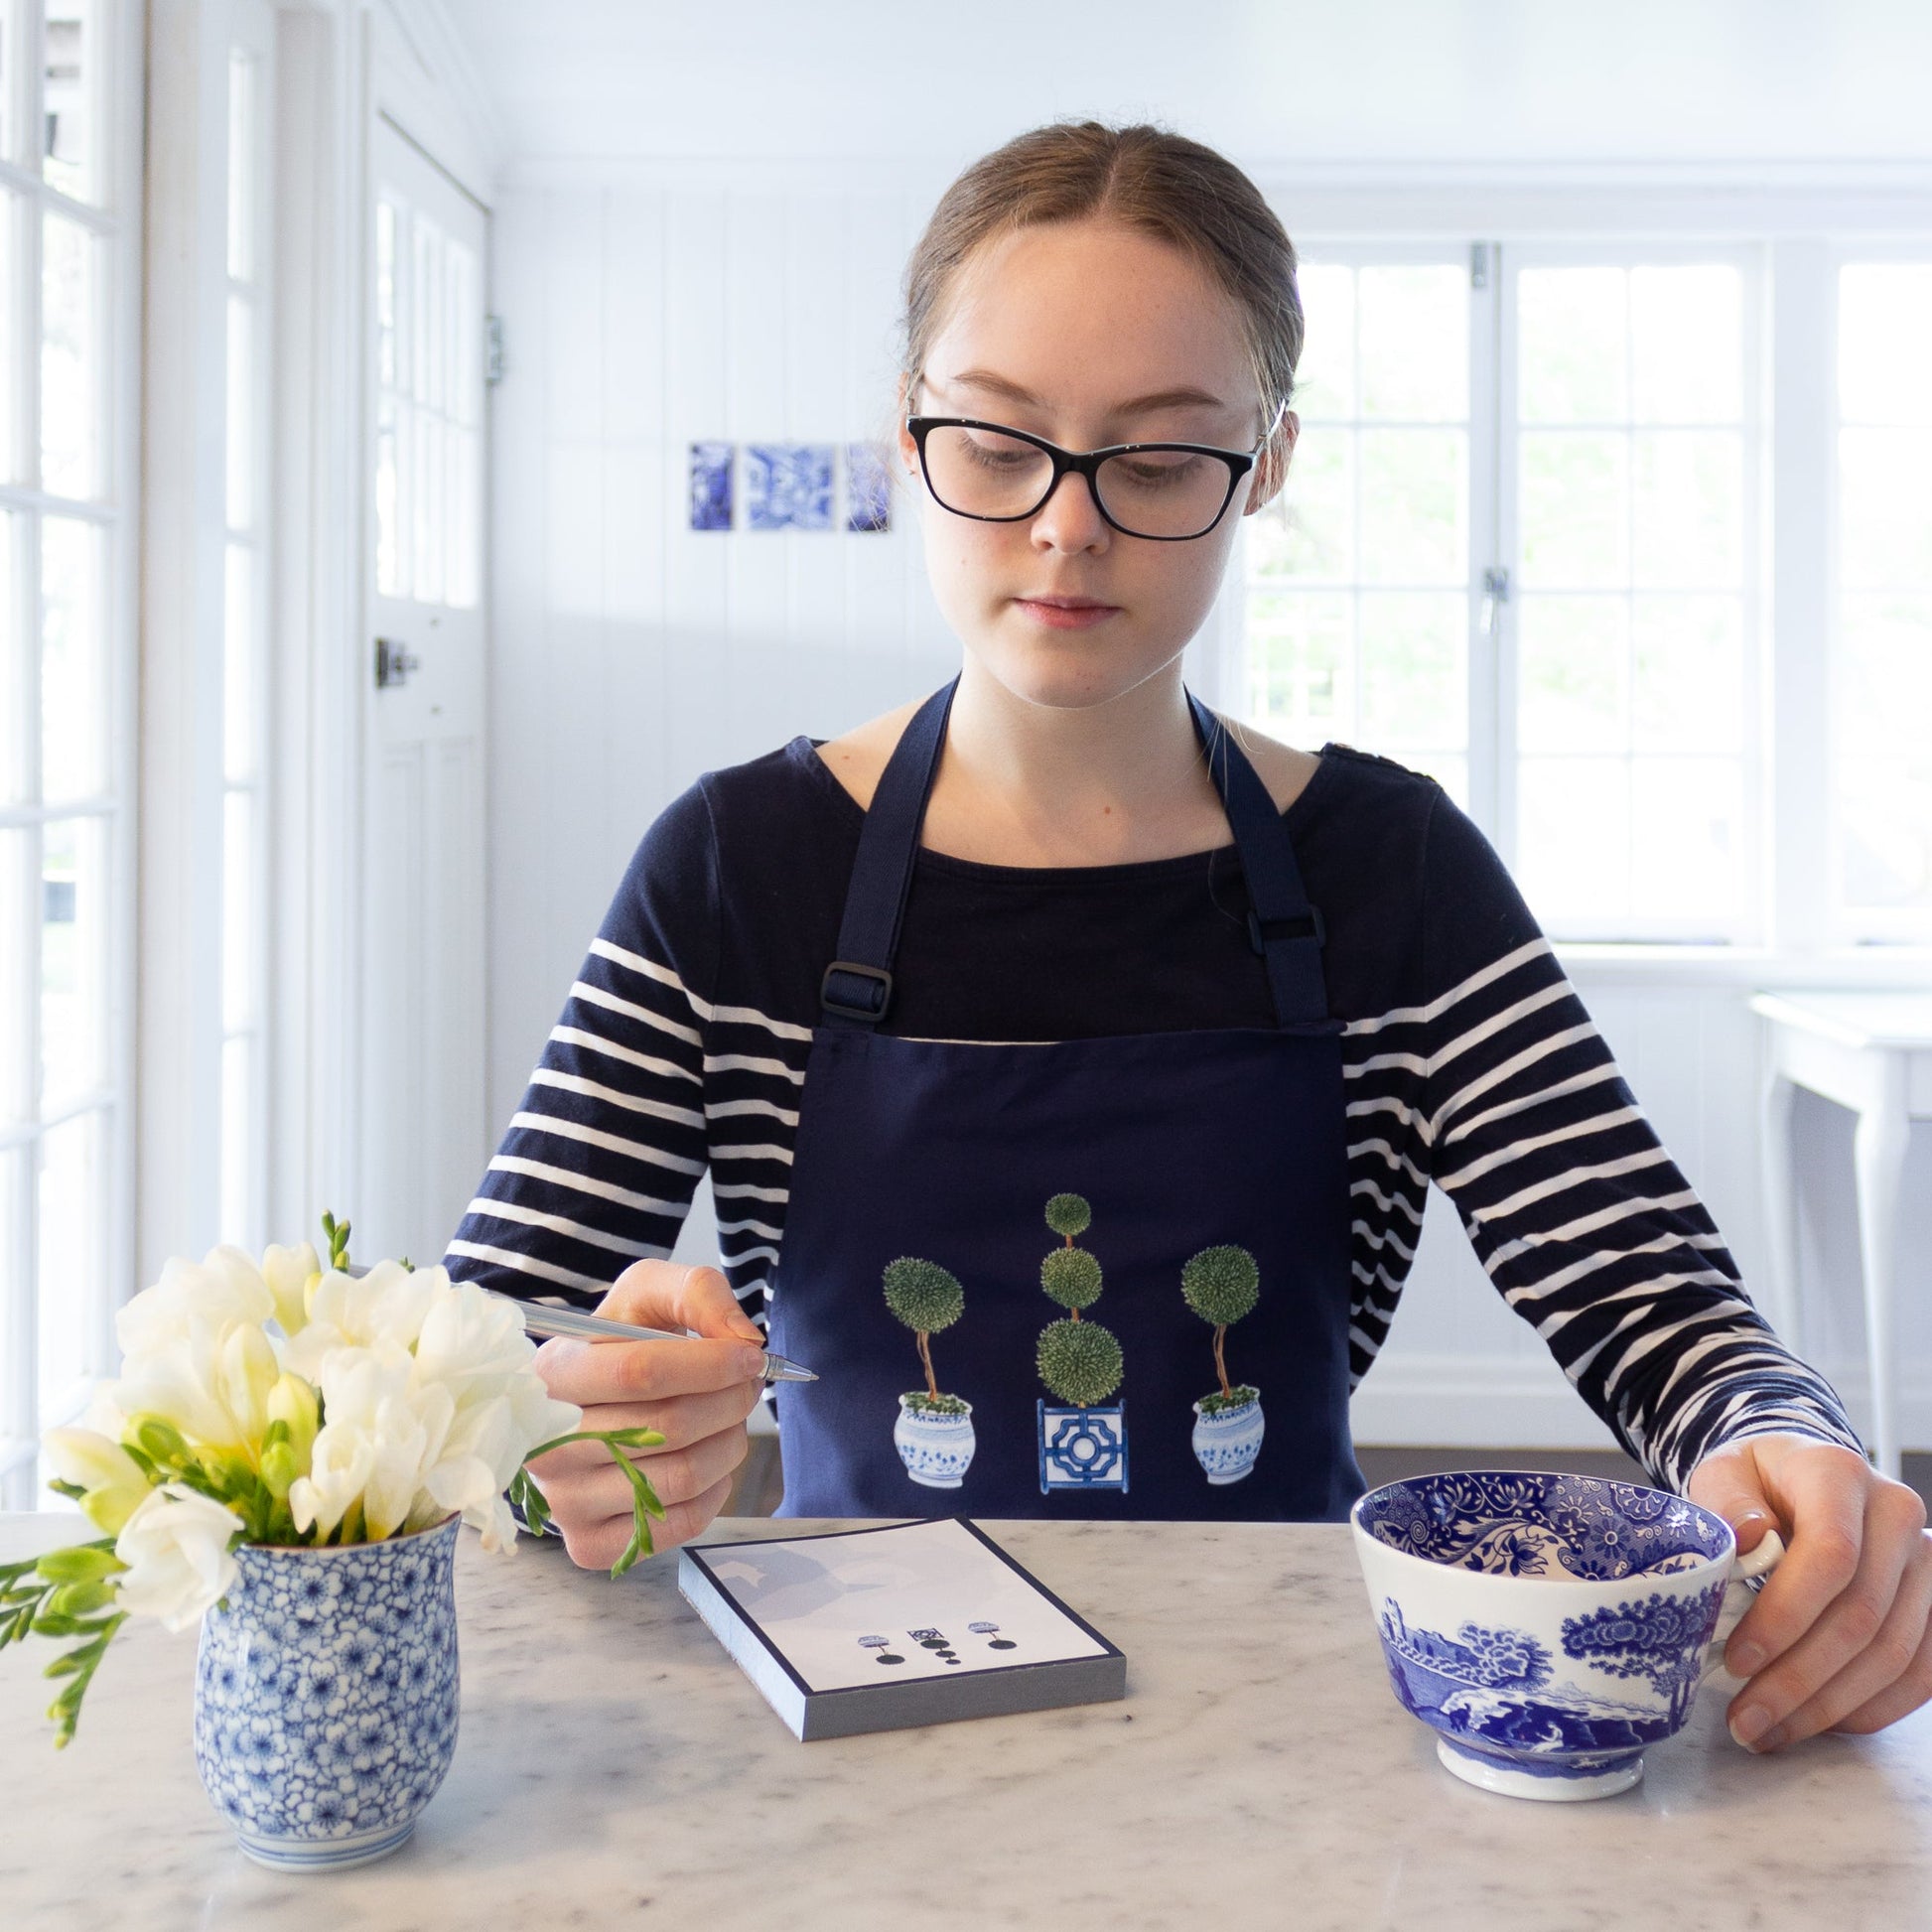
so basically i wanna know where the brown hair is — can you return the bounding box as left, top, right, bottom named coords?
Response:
left=880, top=118, right=1303, bottom=483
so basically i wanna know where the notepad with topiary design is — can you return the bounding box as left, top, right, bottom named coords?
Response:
left=677, top=1516, right=1126, bottom=1740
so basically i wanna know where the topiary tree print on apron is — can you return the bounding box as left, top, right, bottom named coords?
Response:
left=1181, top=1244, right=1266, bottom=1483
left=1035, top=1193, right=1129, bottom=1493
left=883, top=1257, right=975, bottom=1488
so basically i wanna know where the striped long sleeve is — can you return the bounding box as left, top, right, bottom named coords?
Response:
left=445, top=783, right=726, bottom=1312
left=1340, top=789, right=1866, bottom=1494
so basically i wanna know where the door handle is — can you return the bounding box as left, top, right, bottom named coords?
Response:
left=374, top=637, right=421, bottom=689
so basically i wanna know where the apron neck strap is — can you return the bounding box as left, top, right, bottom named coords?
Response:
left=820, top=674, right=1328, bottom=1030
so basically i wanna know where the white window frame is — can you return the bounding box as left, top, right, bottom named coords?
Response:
left=0, top=0, right=142, bottom=1506
left=1219, top=175, right=1932, bottom=990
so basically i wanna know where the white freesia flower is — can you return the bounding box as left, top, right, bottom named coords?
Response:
left=261, top=1240, right=321, bottom=1338
left=282, top=1260, right=438, bottom=1382
left=114, top=1248, right=275, bottom=1362
left=112, top=1483, right=244, bottom=1633
left=44, top=1427, right=153, bottom=1536
left=288, top=1343, right=449, bottom=1542
left=409, top=1277, right=581, bottom=1552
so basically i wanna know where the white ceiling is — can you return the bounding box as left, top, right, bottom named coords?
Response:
left=438, top=0, right=1932, bottom=173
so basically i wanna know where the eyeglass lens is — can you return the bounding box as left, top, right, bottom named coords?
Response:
left=921, top=425, right=1236, bottom=539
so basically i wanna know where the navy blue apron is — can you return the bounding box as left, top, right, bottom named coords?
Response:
left=765, top=675, right=1366, bottom=1521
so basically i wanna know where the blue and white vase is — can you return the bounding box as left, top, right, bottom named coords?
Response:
left=1037, top=1400, right=1129, bottom=1493
left=193, top=1512, right=462, bottom=1870
left=1191, top=1391, right=1264, bottom=1483
left=894, top=1395, right=976, bottom=1487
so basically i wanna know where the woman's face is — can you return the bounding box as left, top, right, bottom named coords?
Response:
left=897, top=216, right=1296, bottom=713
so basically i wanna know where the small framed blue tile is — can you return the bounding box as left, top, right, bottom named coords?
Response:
left=845, top=440, right=891, bottom=532
left=746, top=443, right=834, bottom=531
left=688, top=442, right=733, bottom=531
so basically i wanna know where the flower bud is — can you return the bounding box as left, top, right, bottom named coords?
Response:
left=267, top=1374, right=319, bottom=1467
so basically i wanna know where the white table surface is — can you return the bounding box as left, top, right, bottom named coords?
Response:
left=4, top=1511, right=1931, bottom=1932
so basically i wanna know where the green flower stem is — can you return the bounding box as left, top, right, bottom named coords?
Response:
left=520, top=1427, right=668, bottom=1578
left=0, top=1537, right=130, bottom=1748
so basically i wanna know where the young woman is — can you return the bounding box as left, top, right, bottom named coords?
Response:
left=446, top=121, right=1930, bottom=1751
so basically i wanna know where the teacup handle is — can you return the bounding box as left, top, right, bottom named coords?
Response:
left=1697, top=1526, right=1788, bottom=1688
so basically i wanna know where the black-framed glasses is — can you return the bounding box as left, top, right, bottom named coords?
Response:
left=904, top=404, right=1283, bottom=541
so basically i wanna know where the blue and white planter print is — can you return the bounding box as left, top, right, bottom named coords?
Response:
left=895, top=1395, right=976, bottom=1487
left=194, top=1514, right=462, bottom=1869
left=1351, top=1470, right=1737, bottom=1802
left=1191, top=1392, right=1264, bottom=1483
left=1037, top=1400, right=1129, bottom=1493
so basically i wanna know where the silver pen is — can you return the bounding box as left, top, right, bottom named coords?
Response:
left=504, top=1294, right=817, bottom=1383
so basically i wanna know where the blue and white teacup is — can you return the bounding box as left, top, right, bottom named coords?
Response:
left=1351, top=1468, right=1786, bottom=1802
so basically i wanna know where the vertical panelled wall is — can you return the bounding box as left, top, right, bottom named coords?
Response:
left=489, top=179, right=950, bottom=1137
left=486, top=177, right=1929, bottom=1455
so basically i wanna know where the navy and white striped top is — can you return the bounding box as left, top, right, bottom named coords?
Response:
left=443, top=727, right=1864, bottom=1496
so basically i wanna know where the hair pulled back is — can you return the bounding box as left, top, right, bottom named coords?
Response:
left=893, top=119, right=1303, bottom=448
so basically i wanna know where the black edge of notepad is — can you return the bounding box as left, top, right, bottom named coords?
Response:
left=677, top=1516, right=1128, bottom=1741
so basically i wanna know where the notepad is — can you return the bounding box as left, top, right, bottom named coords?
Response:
left=677, top=1516, right=1127, bottom=1741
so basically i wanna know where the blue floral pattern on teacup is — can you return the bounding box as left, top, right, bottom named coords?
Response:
left=193, top=1515, right=461, bottom=1870
left=1356, top=1468, right=1731, bottom=1580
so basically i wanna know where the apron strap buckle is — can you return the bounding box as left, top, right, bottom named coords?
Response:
left=1248, top=903, right=1325, bottom=955
left=821, top=959, right=895, bottom=1024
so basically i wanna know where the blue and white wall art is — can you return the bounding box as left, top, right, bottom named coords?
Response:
left=688, top=442, right=734, bottom=531
left=746, top=444, right=835, bottom=531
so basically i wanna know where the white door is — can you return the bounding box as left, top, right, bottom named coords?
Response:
left=358, top=117, right=488, bottom=1267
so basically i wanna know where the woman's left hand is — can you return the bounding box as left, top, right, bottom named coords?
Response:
left=1686, top=1434, right=1932, bottom=1751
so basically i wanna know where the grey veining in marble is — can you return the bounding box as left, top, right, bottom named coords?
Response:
left=3, top=1511, right=1930, bottom=1931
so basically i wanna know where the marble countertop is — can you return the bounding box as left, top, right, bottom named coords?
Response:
left=3, top=1510, right=1930, bottom=1931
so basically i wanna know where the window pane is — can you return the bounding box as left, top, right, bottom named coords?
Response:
left=1356, top=591, right=1465, bottom=753
left=42, top=0, right=100, bottom=204
left=38, top=1108, right=102, bottom=1410
left=1518, top=757, right=1631, bottom=923
left=0, top=188, right=18, bottom=482
left=1248, top=590, right=1351, bottom=745
left=1513, top=260, right=1752, bottom=940
left=41, top=208, right=99, bottom=498
left=1629, top=756, right=1741, bottom=928
left=0, top=829, right=30, bottom=1126
left=449, top=423, right=480, bottom=610
left=221, top=786, right=255, bottom=1033
left=1630, top=265, right=1741, bottom=425
left=1839, top=427, right=1932, bottom=587
left=1358, top=428, right=1466, bottom=586
left=449, top=238, right=479, bottom=427
left=1839, top=264, right=1932, bottom=427
left=225, top=291, right=253, bottom=531
left=42, top=515, right=103, bottom=800
left=1358, top=264, right=1465, bottom=423
left=1293, top=262, right=1354, bottom=420
left=1259, top=431, right=1350, bottom=580
left=1631, top=430, right=1742, bottom=589
left=1518, top=432, right=1627, bottom=588
left=0, top=0, right=20, bottom=166
left=375, top=395, right=403, bottom=597
left=225, top=48, right=254, bottom=282
left=1837, top=263, right=1932, bottom=926
left=1519, top=595, right=1626, bottom=754
left=412, top=404, right=444, bottom=604
left=1519, top=266, right=1626, bottom=424
left=40, top=810, right=105, bottom=1108
left=1631, top=596, right=1743, bottom=757
left=1836, top=593, right=1932, bottom=910
left=219, top=1032, right=253, bottom=1252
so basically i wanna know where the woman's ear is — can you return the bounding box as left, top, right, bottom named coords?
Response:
left=1244, top=410, right=1298, bottom=515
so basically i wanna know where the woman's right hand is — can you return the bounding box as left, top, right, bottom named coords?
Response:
left=523, top=1260, right=770, bottom=1569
